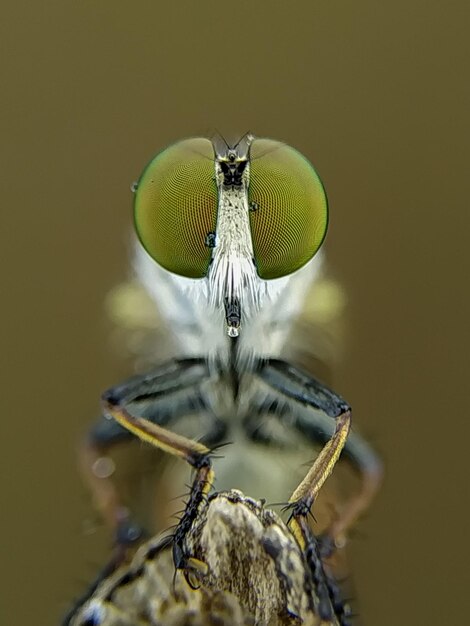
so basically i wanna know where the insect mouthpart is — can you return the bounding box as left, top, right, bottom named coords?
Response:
left=224, top=297, right=241, bottom=337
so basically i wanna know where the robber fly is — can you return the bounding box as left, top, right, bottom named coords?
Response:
left=67, top=134, right=382, bottom=625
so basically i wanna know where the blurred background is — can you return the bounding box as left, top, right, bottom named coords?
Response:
left=1, top=1, right=469, bottom=624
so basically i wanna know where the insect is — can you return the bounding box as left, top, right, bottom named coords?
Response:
left=67, top=134, right=382, bottom=624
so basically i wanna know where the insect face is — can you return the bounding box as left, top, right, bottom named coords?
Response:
left=133, top=135, right=328, bottom=336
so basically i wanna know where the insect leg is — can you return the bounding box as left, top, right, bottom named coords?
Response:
left=256, top=358, right=381, bottom=544
left=289, top=513, right=353, bottom=625
left=79, top=358, right=215, bottom=537
left=102, top=389, right=214, bottom=579
left=293, top=404, right=382, bottom=543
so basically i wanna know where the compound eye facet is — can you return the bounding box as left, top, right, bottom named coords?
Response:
left=133, top=138, right=217, bottom=278
left=248, top=139, right=328, bottom=279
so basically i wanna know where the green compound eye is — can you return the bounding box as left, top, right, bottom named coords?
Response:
left=134, top=138, right=217, bottom=278
left=249, top=139, right=328, bottom=279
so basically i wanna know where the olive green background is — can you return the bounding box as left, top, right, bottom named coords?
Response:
left=1, top=1, right=468, bottom=624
